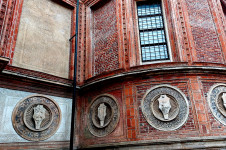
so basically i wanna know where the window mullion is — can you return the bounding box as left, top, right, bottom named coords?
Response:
left=137, top=1, right=169, bottom=62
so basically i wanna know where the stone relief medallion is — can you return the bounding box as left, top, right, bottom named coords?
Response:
left=151, top=94, right=180, bottom=122
left=216, top=93, right=226, bottom=117
left=141, top=85, right=189, bottom=131
left=208, top=84, right=226, bottom=125
left=24, top=104, right=53, bottom=131
left=87, top=94, right=120, bottom=137
left=12, top=95, right=61, bottom=141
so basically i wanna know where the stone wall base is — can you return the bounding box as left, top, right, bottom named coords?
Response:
left=0, top=141, right=71, bottom=150
left=80, top=136, right=226, bottom=150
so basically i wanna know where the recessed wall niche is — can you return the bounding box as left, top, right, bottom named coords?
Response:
left=13, top=0, right=72, bottom=78
left=91, top=0, right=120, bottom=76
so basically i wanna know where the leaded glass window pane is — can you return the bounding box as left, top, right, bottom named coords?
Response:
left=137, top=1, right=169, bottom=62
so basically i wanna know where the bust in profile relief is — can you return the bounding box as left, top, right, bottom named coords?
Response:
left=33, top=105, right=46, bottom=130
left=158, top=95, right=171, bottom=120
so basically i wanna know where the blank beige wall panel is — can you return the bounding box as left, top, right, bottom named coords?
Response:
left=13, top=0, right=72, bottom=78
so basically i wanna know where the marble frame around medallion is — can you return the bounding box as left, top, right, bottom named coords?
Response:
left=207, top=83, right=226, bottom=125
left=87, top=93, right=120, bottom=137
left=141, top=84, right=189, bottom=131
left=11, top=94, right=62, bottom=141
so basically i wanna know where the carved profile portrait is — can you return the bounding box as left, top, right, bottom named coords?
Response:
left=208, top=84, right=226, bottom=125
left=33, top=105, right=46, bottom=130
left=88, top=94, right=120, bottom=137
left=98, top=103, right=107, bottom=127
left=215, top=92, right=226, bottom=117
left=222, top=93, right=226, bottom=109
left=142, top=85, right=189, bottom=131
left=158, top=95, right=171, bottom=120
left=151, top=94, right=179, bottom=122
left=12, top=95, right=61, bottom=141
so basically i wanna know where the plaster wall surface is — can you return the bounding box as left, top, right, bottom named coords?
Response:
left=12, top=0, right=72, bottom=78
left=0, top=87, right=72, bottom=143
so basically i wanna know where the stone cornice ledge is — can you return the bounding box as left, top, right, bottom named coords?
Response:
left=81, top=66, right=226, bottom=89
left=80, top=136, right=226, bottom=149
left=2, top=65, right=73, bottom=87
left=2, top=70, right=73, bottom=87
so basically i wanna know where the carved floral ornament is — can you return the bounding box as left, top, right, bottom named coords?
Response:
left=12, top=95, right=61, bottom=141
left=141, top=85, right=189, bottom=131
left=208, top=84, right=226, bottom=125
left=87, top=94, right=120, bottom=137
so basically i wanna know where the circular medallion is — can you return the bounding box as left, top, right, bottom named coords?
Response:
left=141, top=85, right=189, bottom=131
left=87, top=94, right=120, bottom=137
left=12, top=95, right=61, bottom=141
left=208, top=84, right=226, bottom=125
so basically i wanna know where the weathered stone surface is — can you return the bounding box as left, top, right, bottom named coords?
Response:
left=151, top=94, right=180, bottom=122
left=208, top=84, right=226, bottom=125
left=157, top=95, right=172, bottom=120
left=12, top=0, right=72, bottom=78
left=88, top=94, right=120, bottom=137
left=141, top=85, right=189, bottom=131
left=97, top=103, right=107, bottom=127
left=83, top=136, right=226, bottom=149
left=32, top=105, right=48, bottom=130
left=12, top=95, right=61, bottom=141
left=0, top=88, right=71, bottom=143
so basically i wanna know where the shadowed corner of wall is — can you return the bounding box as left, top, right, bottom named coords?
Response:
left=0, top=55, right=9, bottom=73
